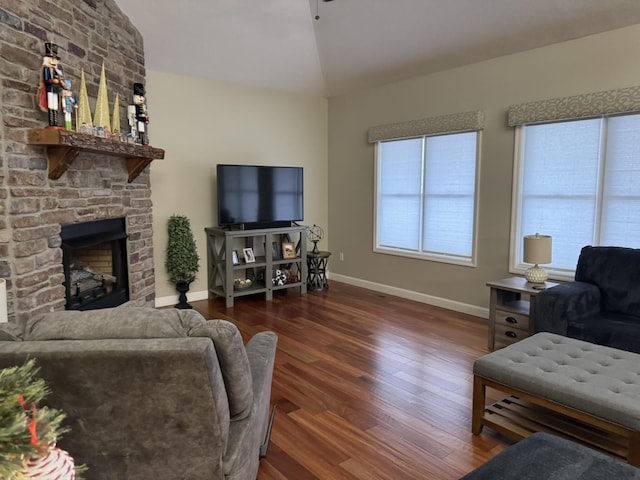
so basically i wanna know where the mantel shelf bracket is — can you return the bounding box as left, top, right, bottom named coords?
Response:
left=27, top=129, right=165, bottom=182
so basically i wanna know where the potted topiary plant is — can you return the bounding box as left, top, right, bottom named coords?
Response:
left=165, top=214, right=199, bottom=309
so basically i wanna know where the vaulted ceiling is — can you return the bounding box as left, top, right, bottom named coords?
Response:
left=114, top=0, right=640, bottom=98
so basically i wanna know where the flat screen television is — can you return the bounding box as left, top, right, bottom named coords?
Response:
left=217, top=164, right=304, bottom=229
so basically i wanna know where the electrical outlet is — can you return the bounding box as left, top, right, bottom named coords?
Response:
left=339, top=252, right=344, bottom=261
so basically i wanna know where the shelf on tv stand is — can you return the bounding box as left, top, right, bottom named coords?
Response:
left=205, top=225, right=307, bottom=307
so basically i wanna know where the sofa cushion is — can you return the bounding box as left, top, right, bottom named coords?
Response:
left=568, top=312, right=640, bottom=354
left=575, top=246, right=640, bottom=316
left=25, top=307, right=253, bottom=419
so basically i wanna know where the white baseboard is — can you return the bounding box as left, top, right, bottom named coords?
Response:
left=155, top=289, right=209, bottom=308
left=328, top=273, right=489, bottom=319
left=154, top=276, right=489, bottom=320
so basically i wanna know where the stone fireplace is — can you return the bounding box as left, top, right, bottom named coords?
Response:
left=0, top=1, right=157, bottom=324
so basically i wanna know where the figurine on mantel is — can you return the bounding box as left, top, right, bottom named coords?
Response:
left=93, top=63, right=111, bottom=138
left=37, top=42, right=65, bottom=129
left=132, top=82, right=149, bottom=145
left=111, top=93, right=121, bottom=140
left=126, top=104, right=137, bottom=143
left=61, top=80, right=77, bottom=131
left=77, top=68, right=93, bottom=134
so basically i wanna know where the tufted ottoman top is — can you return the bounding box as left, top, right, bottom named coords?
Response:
left=474, top=332, right=640, bottom=430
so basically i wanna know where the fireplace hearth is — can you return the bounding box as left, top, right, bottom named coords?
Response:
left=61, top=218, right=130, bottom=311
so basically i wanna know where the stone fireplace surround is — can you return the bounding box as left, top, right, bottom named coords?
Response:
left=0, top=1, right=156, bottom=324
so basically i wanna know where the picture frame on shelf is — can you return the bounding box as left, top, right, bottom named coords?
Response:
left=232, top=250, right=240, bottom=265
left=243, top=247, right=255, bottom=263
left=272, top=241, right=281, bottom=260
left=263, top=241, right=281, bottom=261
left=281, top=242, right=296, bottom=259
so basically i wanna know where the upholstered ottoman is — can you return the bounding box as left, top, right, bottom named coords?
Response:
left=472, top=332, right=640, bottom=466
left=461, top=432, right=640, bottom=479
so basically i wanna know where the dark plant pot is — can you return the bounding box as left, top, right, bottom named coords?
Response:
left=175, top=281, right=193, bottom=309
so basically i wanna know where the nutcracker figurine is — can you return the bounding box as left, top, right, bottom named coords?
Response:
left=37, top=42, right=65, bottom=128
left=127, top=105, right=137, bottom=143
left=132, top=82, right=149, bottom=145
left=61, top=80, right=77, bottom=131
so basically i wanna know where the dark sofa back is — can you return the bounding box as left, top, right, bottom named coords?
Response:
left=575, top=246, right=640, bottom=316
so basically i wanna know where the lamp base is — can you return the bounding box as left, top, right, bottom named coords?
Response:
left=525, top=265, right=548, bottom=283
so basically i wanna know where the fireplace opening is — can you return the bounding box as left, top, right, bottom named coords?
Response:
left=61, top=218, right=129, bottom=310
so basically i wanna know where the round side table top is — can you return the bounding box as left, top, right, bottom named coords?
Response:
left=308, top=251, right=331, bottom=259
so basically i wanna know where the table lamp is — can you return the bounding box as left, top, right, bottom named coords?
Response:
left=523, top=233, right=552, bottom=283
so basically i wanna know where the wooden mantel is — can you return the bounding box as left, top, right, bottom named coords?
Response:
left=28, top=129, right=165, bottom=183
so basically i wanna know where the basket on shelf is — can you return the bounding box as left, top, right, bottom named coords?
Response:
left=233, top=278, right=252, bottom=290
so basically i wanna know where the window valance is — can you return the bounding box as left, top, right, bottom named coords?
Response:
left=508, top=85, right=640, bottom=127
left=367, top=110, right=484, bottom=143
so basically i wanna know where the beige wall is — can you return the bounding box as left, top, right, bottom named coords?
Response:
left=327, top=24, right=640, bottom=314
left=147, top=71, right=328, bottom=302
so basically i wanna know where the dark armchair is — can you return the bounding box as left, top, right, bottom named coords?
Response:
left=533, top=246, right=640, bottom=353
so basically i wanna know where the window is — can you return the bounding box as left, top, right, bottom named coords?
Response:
left=511, top=113, right=640, bottom=277
left=375, top=131, right=480, bottom=265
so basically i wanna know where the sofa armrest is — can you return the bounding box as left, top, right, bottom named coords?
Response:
left=223, top=332, right=277, bottom=477
left=245, top=332, right=277, bottom=437
left=246, top=332, right=278, bottom=399
left=533, top=281, right=601, bottom=335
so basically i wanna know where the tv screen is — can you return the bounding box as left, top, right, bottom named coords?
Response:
left=217, top=164, right=304, bottom=228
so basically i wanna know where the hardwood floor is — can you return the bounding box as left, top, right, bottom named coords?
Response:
left=192, top=281, right=511, bottom=479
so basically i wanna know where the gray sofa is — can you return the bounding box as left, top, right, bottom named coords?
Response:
left=461, top=432, right=640, bottom=479
left=0, top=307, right=278, bottom=480
left=533, top=245, right=640, bottom=353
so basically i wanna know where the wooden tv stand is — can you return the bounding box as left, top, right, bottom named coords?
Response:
left=205, top=226, right=307, bottom=307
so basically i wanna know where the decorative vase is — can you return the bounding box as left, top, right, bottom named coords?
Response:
left=22, top=447, right=75, bottom=480
left=175, top=281, right=193, bottom=309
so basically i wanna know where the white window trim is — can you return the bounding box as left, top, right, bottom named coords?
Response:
left=373, top=133, right=482, bottom=268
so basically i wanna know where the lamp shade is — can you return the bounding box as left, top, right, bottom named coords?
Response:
left=523, top=234, right=552, bottom=265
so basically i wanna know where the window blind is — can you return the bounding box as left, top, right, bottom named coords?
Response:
left=513, top=114, right=640, bottom=274
left=376, top=131, right=479, bottom=265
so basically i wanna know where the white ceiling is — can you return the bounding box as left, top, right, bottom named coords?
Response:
left=114, top=0, right=640, bottom=98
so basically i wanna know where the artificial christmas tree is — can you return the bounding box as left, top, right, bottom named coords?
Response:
left=0, top=360, right=85, bottom=479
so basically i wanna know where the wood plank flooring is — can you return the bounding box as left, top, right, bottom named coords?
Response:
left=192, top=281, right=511, bottom=479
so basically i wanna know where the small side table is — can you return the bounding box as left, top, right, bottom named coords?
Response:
left=486, top=277, right=559, bottom=350
left=307, top=251, right=331, bottom=291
